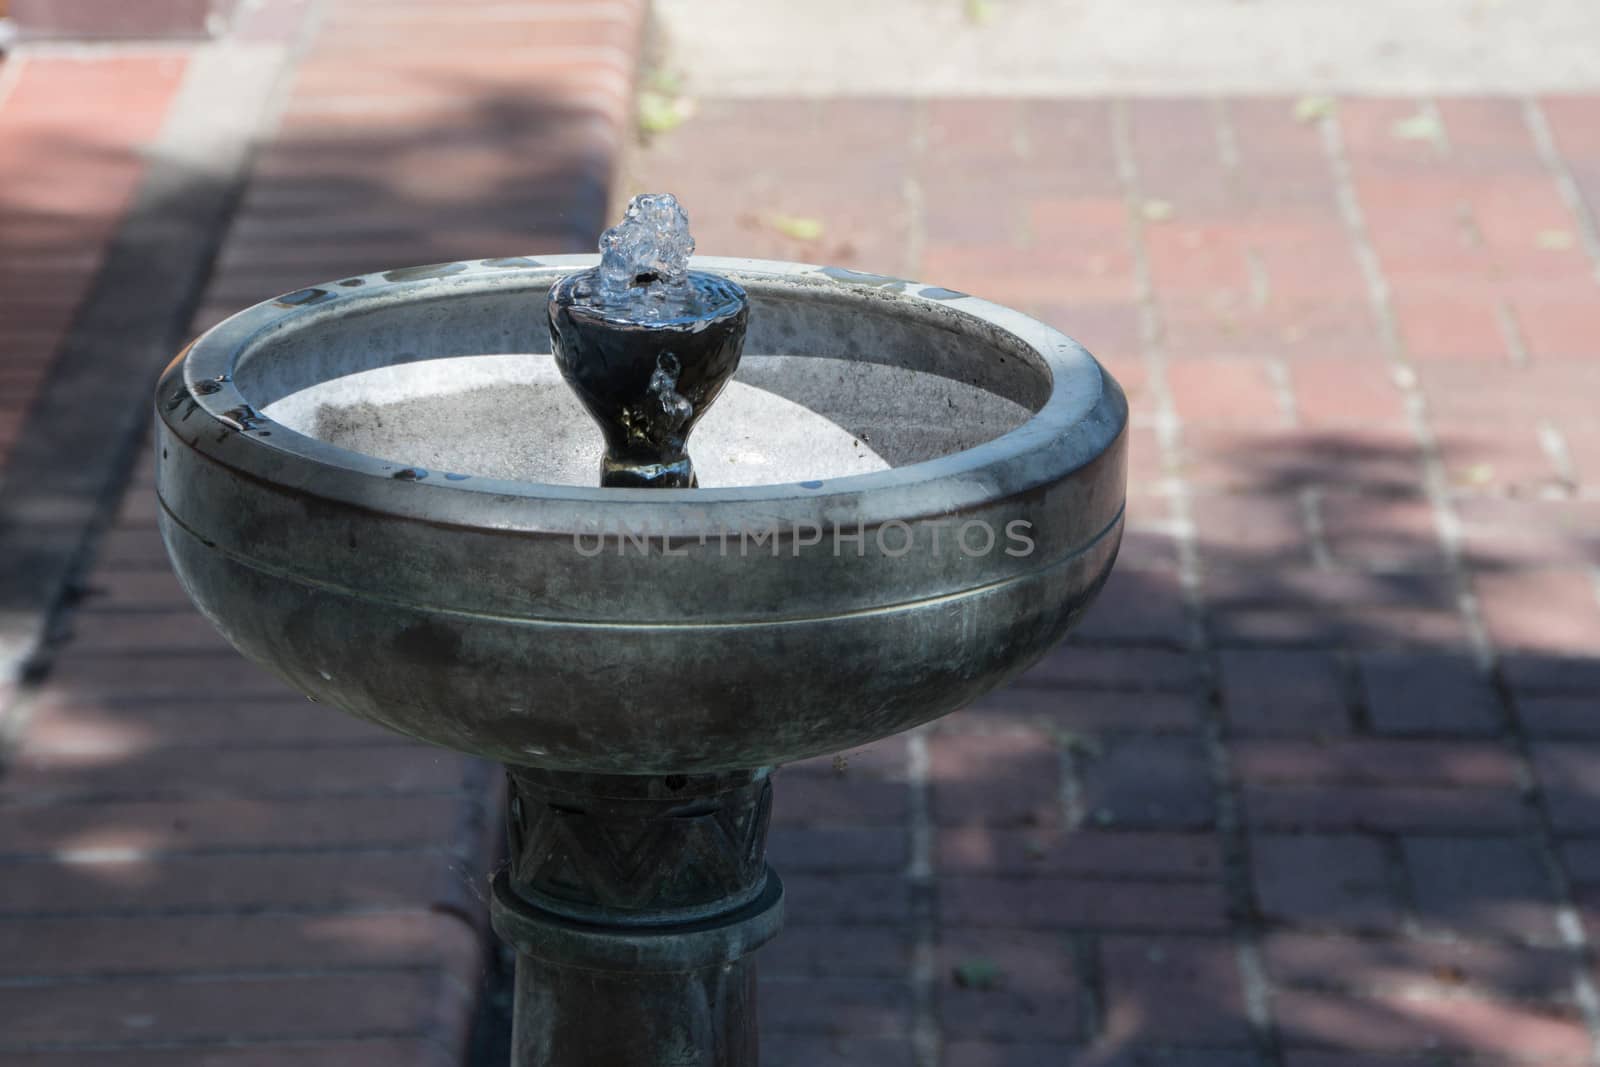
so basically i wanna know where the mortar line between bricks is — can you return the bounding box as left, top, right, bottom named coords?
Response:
left=16, top=738, right=461, bottom=755
left=425, top=965, right=478, bottom=1057
left=1324, top=101, right=1600, bottom=1065
left=0, top=785, right=476, bottom=805
left=1524, top=94, right=1600, bottom=539
left=1494, top=296, right=1532, bottom=368
left=1538, top=419, right=1582, bottom=493
left=1060, top=736, right=1087, bottom=830
left=0, top=1029, right=455, bottom=1055
left=902, top=174, right=927, bottom=284
left=905, top=726, right=941, bottom=1067
left=1318, top=108, right=1488, bottom=664
left=1297, top=487, right=1334, bottom=571
left=1112, top=96, right=1285, bottom=1067
left=1264, top=361, right=1297, bottom=426
left=904, top=98, right=929, bottom=282
left=1491, top=604, right=1600, bottom=1067
left=0, top=793, right=476, bottom=809
left=0, top=665, right=49, bottom=774
left=0, top=905, right=473, bottom=922
left=0, top=843, right=471, bottom=865
left=319, top=0, right=638, bottom=23
left=0, top=963, right=466, bottom=989
left=1199, top=96, right=1283, bottom=1066
left=1071, top=930, right=1104, bottom=1044
left=1211, top=97, right=1243, bottom=174
left=608, top=5, right=655, bottom=220
left=0, top=51, right=24, bottom=112
left=1524, top=98, right=1600, bottom=286
left=12, top=693, right=383, bottom=709
left=3, top=40, right=205, bottom=59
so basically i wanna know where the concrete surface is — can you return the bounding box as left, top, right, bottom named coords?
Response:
left=269, top=354, right=893, bottom=486
left=656, top=0, right=1600, bottom=96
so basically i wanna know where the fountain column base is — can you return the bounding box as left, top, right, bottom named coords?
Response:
left=490, top=768, right=784, bottom=1067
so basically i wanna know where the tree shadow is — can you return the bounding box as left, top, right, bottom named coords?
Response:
left=0, top=47, right=614, bottom=1064
left=3, top=43, right=1600, bottom=1067
left=836, top=428, right=1598, bottom=1067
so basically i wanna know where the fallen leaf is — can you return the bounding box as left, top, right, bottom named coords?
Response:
left=1293, top=95, right=1338, bottom=123
left=1391, top=110, right=1444, bottom=145
left=1536, top=229, right=1576, bottom=251
left=644, top=67, right=685, bottom=96
left=766, top=213, right=825, bottom=241
left=1459, top=463, right=1496, bottom=486
left=1141, top=199, right=1176, bottom=223
left=953, top=958, right=1005, bottom=990
left=964, top=0, right=996, bottom=25
left=637, top=90, right=690, bottom=136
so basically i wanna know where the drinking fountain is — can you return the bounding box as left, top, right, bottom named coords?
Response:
left=155, top=194, right=1128, bottom=1066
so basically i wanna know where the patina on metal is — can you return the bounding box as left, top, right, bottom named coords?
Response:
left=505, top=209, right=778, bottom=1058
left=493, top=769, right=780, bottom=1064
left=154, top=246, right=1128, bottom=1065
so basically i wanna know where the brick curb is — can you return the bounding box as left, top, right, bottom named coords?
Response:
left=0, top=33, right=293, bottom=689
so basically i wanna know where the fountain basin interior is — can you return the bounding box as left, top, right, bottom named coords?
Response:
left=156, top=257, right=1127, bottom=772
left=263, top=355, right=1022, bottom=488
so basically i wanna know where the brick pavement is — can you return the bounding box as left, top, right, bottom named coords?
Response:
left=628, top=96, right=1600, bottom=1065
left=4, top=8, right=1600, bottom=1067
left=0, top=1, right=646, bottom=1063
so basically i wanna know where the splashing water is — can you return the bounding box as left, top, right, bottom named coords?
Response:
left=592, top=193, right=697, bottom=320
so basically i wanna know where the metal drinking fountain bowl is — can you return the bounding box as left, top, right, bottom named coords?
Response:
left=154, top=253, right=1127, bottom=1065
left=157, top=256, right=1126, bottom=771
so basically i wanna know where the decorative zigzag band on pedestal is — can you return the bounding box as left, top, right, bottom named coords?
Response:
left=504, top=766, right=773, bottom=926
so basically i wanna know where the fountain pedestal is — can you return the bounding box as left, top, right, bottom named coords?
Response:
left=154, top=254, right=1127, bottom=1067
left=492, top=769, right=781, bottom=1065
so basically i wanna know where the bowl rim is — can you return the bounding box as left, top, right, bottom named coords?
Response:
left=161, top=255, right=1125, bottom=534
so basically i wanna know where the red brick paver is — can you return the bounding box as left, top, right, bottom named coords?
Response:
left=193, top=0, right=641, bottom=326
left=6, top=15, right=1600, bottom=1067
left=631, top=94, right=1600, bottom=1065
left=0, top=0, right=645, bottom=1062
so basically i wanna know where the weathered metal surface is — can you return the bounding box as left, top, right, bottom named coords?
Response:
left=155, top=254, right=1128, bottom=1067
left=504, top=767, right=772, bottom=925
left=492, top=768, right=783, bottom=1067
left=154, top=256, right=1128, bottom=774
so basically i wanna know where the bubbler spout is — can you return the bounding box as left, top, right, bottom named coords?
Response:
left=547, top=193, right=749, bottom=489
